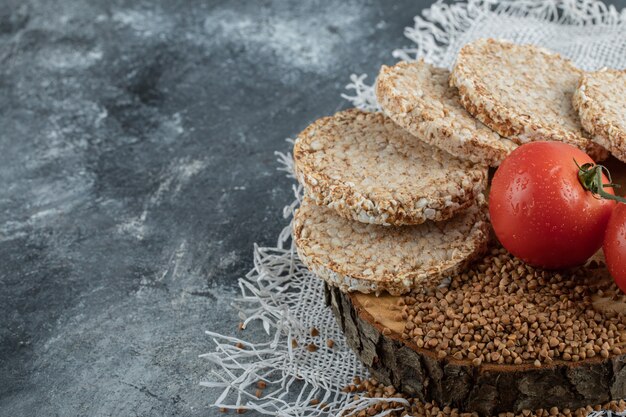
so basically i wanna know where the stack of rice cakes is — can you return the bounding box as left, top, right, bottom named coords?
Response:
left=293, top=109, right=490, bottom=295
left=292, top=38, right=626, bottom=416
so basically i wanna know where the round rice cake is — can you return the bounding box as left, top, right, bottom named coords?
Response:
left=450, top=38, right=606, bottom=160
left=573, top=68, right=626, bottom=162
left=293, top=196, right=489, bottom=295
left=293, top=109, right=487, bottom=226
left=376, top=60, right=517, bottom=167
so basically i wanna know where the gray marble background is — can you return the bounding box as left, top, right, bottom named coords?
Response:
left=0, top=0, right=424, bottom=416
left=2, top=1, right=625, bottom=416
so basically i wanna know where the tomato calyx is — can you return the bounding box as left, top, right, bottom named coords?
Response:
left=575, top=159, right=626, bottom=203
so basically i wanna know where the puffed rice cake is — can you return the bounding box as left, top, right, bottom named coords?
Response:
left=293, top=109, right=487, bottom=226
left=450, top=38, right=607, bottom=160
left=293, top=196, right=490, bottom=295
left=376, top=60, right=517, bottom=167
left=573, top=68, right=626, bottom=162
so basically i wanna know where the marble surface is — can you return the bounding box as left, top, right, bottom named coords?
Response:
left=0, top=0, right=425, bottom=415
left=2, top=1, right=626, bottom=416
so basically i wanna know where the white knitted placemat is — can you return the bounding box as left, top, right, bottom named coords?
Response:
left=201, top=1, right=626, bottom=416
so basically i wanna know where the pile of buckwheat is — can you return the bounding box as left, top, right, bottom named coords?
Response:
left=397, top=247, right=626, bottom=366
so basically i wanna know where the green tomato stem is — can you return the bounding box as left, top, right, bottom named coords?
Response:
left=575, top=159, right=626, bottom=204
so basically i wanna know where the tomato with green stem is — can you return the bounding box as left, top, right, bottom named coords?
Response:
left=489, top=141, right=623, bottom=269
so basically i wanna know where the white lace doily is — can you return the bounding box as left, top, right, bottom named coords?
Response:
left=202, top=1, right=626, bottom=416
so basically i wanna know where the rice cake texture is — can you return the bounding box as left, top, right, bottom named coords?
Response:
left=293, top=196, right=489, bottom=295
left=573, top=68, right=626, bottom=162
left=376, top=60, right=517, bottom=167
left=450, top=38, right=606, bottom=160
left=293, top=109, right=487, bottom=226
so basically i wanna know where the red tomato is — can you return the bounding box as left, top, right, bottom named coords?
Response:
left=489, top=141, right=615, bottom=269
left=603, top=204, right=626, bottom=292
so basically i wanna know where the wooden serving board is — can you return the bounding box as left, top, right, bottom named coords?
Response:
left=327, top=284, right=626, bottom=416
left=325, top=156, right=626, bottom=416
